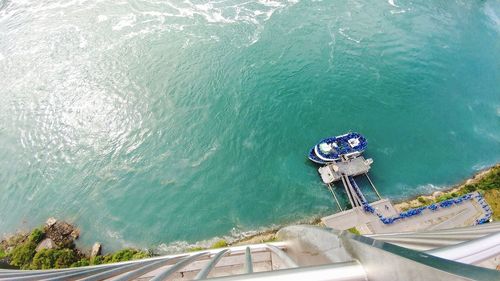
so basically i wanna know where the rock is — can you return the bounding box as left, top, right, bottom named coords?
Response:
left=432, top=191, right=444, bottom=198
left=46, top=217, right=57, bottom=228
left=36, top=238, right=56, bottom=252
left=70, top=229, right=80, bottom=240
left=90, top=243, right=102, bottom=258
left=44, top=220, right=79, bottom=248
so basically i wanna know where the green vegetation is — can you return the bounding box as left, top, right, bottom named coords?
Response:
left=484, top=189, right=500, bottom=221
left=101, top=248, right=150, bottom=263
left=76, top=248, right=151, bottom=266
left=187, top=246, right=205, bottom=252
left=435, top=194, right=453, bottom=203
left=454, top=165, right=500, bottom=221
left=0, top=226, right=152, bottom=270
left=211, top=240, right=228, bottom=249
left=31, top=249, right=78, bottom=269
left=262, top=236, right=277, bottom=243
left=447, top=166, right=499, bottom=198
left=417, top=196, right=433, bottom=205
left=29, top=228, right=44, bottom=244
left=9, top=228, right=46, bottom=269
left=399, top=205, right=410, bottom=212
left=471, top=165, right=500, bottom=221
left=399, top=165, right=500, bottom=219
left=347, top=227, right=360, bottom=235
left=71, top=258, right=90, bottom=267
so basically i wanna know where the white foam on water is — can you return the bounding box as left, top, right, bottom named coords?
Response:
left=338, top=27, right=361, bottom=43
left=102, top=228, right=138, bottom=249
left=484, top=2, right=500, bottom=32
left=327, top=24, right=336, bottom=70
left=388, top=0, right=398, bottom=8
left=474, top=125, right=500, bottom=143
left=155, top=224, right=281, bottom=254
left=391, top=183, right=446, bottom=202
left=78, top=34, right=87, bottom=48
left=154, top=214, right=325, bottom=255
left=191, top=145, right=218, bottom=167
left=415, top=183, right=445, bottom=193
left=97, top=15, right=108, bottom=22
left=112, top=13, right=137, bottom=31
left=390, top=9, right=406, bottom=15
left=472, top=163, right=491, bottom=171
left=114, top=0, right=300, bottom=44
left=106, top=229, right=122, bottom=239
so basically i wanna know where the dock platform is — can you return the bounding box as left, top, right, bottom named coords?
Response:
left=321, top=192, right=489, bottom=235
left=311, top=138, right=493, bottom=236
left=318, top=156, right=373, bottom=184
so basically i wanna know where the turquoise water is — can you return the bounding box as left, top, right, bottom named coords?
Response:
left=0, top=0, right=499, bottom=251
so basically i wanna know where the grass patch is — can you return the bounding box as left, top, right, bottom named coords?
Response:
left=71, top=258, right=90, bottom=267
left=92, top=249, right=151, bottom=265
left=211, top=240, right=228, bottom=249
left=466, top=165, right=500, bottom=221
left=435, top=194, right=453, bottom=203
left=472, top=166, right=500, bottom=191
left=93, top=249, right=151, bottom=266
left=29, top=228, right=44, bottom=244
left=484, top=189, right=500, bottom=221
left=9, top=228, right=46, bottom=269
left=262, top=236, right=277, bottom=243
left=31, top=249, right=78, bottom=269
left=187, top=246, right=205, bottom=252
left=347, top=227, right=360, bottom=235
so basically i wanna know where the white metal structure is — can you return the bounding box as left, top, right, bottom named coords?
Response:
left=1, top=223, right=499, bottom=281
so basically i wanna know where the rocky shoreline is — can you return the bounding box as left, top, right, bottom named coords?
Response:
left=1, top=164, right=498, bottom=269
left=0, top=218, right=150, bottom=270
left=393, top=164, right=500, bottom=213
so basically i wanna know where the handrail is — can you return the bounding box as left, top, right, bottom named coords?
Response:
left=342, top=231, right=500, bottom=281
left=245, top=247, right=253, bottom=274
left=266, top=244, right=298, bottom=268
left=150, top=252, right=209, bottom=281
left=194, top=249, right=230, bottom=280
left=426, top=232, right=500, bottom=264
left=113, top=258, right=176, bottom=281
left=205, top=262, right=366, bottom=281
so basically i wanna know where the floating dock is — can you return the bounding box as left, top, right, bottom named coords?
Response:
left=317, top=156, right=381, bottom=210
left=318, top=156, right=373, bottom=183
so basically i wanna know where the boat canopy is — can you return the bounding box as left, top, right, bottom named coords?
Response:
left=308, top=132, right=367, bottom=164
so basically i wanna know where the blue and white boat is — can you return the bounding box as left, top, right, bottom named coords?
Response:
left=308, top=132, right=367, bottom=164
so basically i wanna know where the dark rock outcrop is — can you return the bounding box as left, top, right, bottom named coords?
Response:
left=43, top=218, right=80, bottom=249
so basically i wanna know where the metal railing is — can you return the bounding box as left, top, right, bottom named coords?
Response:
left=0, top=243, right=295, bottom=281
left=1, top=224, right=499, bottom=281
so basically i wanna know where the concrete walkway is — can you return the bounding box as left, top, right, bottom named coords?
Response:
left=321, top=193, right=488, bottom=234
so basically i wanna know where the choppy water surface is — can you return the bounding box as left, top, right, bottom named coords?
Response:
left=0, top=0, right=499, bottom=250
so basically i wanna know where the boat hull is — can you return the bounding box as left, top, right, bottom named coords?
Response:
left=308, top=132, right=367, bottom=164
